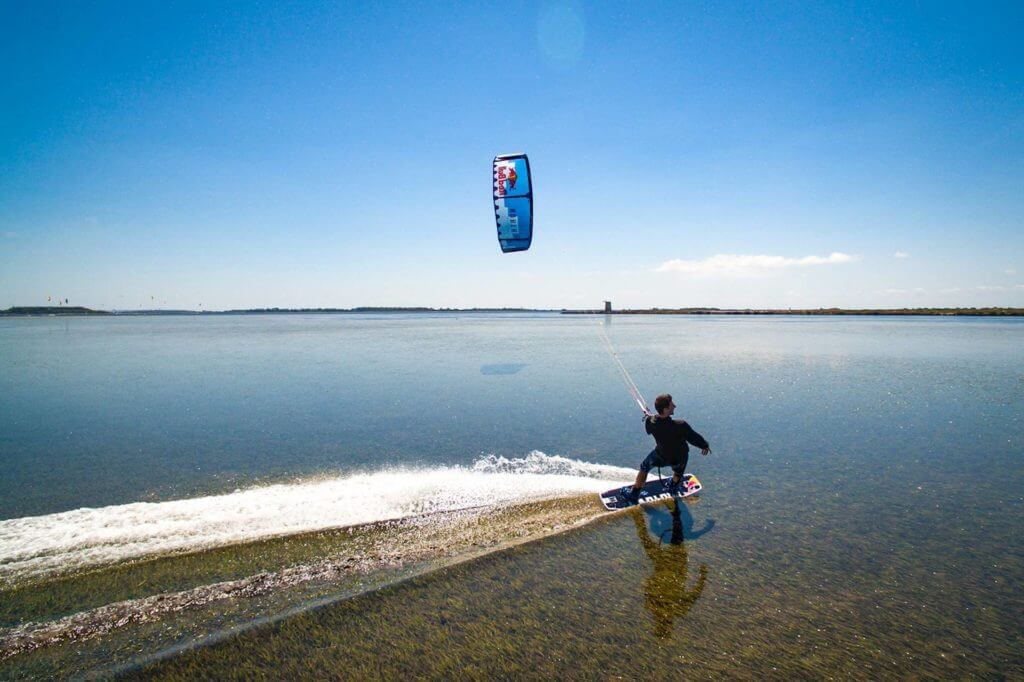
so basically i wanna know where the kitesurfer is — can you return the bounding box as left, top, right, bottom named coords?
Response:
left=623, top=394, right=711, bottom=503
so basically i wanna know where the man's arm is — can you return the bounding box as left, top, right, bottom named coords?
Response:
left=681, top=422, right=711, bottom=455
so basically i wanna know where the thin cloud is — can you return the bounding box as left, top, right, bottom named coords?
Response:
left=655, top=252, right=856, bottom=276
left=880, top=285, right=1021, bottom=295
left=879, top=287, right=927, bottom=295
left=894, top=251, right=909, bottom=259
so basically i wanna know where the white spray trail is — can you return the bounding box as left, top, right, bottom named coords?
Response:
left=0, top=452, right=634, bottom=585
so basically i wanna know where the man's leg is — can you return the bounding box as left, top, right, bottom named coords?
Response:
left=633, top=450, right=659, bottom=493
left=669, top=468, right=683, bottom=490
left=669, top=453, right=690, bottom=488
left=633, top=469, right=648, bottom=491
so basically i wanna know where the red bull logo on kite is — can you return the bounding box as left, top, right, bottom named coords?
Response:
left=496, top=165, right=507, bottom=197
left=495, top=163, right=518, bottom=197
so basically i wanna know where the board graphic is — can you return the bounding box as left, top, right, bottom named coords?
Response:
left=600, top=474, right=702, bottom=511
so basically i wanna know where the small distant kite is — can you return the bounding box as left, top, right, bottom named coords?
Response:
left=492, top=153, right=533, bottom=253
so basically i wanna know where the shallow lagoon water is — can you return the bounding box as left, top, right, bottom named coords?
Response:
left=0, top=313, right=1021, bottom=678
left=138, top=494, right=1022, bottom=680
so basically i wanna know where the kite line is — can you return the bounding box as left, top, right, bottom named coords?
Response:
left=597, top=323, right=651, bottom=416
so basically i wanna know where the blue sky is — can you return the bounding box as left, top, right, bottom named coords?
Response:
left=2, top=1, right=1022, bottom=309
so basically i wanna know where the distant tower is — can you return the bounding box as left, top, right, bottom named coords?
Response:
left=604, top=300, right=612, bottom=313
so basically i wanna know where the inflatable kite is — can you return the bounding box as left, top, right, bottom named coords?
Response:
left=492, top=153, right=533, bottom=253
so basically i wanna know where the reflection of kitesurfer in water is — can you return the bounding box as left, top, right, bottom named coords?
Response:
left=632, top=500, right=710, bottom=639
left=623, top=394, right=711, bottom=503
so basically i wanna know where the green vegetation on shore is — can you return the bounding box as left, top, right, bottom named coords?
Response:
left=564, top=307, right=1024, bottom=316
left=0, top=306, right=551, bottom=316
left=0, top=307, right=110, bottom=316
left=3, top=306, right=1022, bottom=317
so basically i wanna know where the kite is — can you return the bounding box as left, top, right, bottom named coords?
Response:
left=492, top=153, right=533, bottom=253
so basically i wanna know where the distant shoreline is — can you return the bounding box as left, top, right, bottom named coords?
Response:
left=0, top=306, right=557, bottom=317
left=563, top=307, right=1024, bottom=316
left=3, top=306, right=1023, bottom=317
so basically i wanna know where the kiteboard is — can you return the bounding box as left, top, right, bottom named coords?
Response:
left=599, top=474, right=702, bottom=511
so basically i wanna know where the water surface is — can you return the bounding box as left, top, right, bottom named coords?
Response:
left=0, top=313, right=1020, bottom=677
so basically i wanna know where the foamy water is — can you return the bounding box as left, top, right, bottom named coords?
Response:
left=0, top=452, right=634, bottom=585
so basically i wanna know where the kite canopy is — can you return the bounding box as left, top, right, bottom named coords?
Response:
left=493, top=153, right=533, bottom=253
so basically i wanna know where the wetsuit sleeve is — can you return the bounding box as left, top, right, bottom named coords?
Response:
left=681, top=422, right=709, bottom=450
left=645, top=416, right=655, bottom=435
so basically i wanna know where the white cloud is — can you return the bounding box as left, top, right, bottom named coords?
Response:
left=894, top=251, right=909, bottom=259
left=655, top=252, right=856, bottom=276
left=882, top=285, right=1021, bottom=295
left=879, top=287, right=927, bottom=295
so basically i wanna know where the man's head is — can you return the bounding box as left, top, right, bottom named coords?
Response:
left=654, top=393, right=675, bottom=417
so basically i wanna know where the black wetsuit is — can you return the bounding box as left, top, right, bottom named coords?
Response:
left=643, top=415, right=709, bottom=472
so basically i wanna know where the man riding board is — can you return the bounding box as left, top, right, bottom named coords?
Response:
left=623, top=393, right=711, bottom=503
